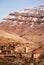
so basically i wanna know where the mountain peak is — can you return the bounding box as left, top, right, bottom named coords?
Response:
left=0, top=5, right=44, bottom=62
left=0, top=5, right=44, bottom=35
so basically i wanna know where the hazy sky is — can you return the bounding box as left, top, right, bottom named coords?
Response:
left=0, top=0, right=44, bottom=20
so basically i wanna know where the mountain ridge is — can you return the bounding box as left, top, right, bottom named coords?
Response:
left=0, top=5, right=44, bottom=59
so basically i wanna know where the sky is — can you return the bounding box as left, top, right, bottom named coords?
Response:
left=0, top=0, right=44, bottom=20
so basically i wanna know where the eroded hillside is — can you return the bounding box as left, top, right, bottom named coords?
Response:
left=0, top=5, right=44, bottom=65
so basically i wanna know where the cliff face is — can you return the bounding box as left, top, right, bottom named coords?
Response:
left=0, top=6, right=44, bottom=59
left=0, top=6, right=44, bottom=35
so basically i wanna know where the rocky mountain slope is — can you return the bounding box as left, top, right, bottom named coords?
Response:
left=0, top=5, right=44, bottom=60
left=0, top=6, right=44, bottom=35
